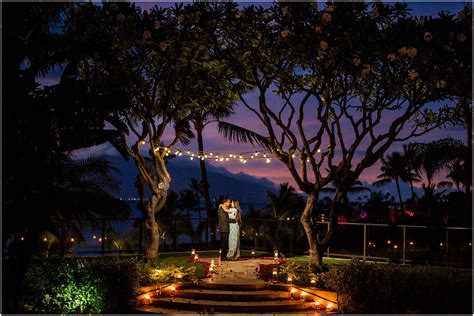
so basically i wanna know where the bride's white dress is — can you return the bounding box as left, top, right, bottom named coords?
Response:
left=226, top=207, right=240, bottom=260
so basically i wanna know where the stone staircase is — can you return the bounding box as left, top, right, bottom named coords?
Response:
left=136, top=258, right=337, bottom=314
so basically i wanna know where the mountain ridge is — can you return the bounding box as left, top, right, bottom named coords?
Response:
left=100, top=155, right=278, bottom=204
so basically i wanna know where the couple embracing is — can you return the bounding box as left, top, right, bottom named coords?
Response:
left=218, top=197, right=242, bottom=261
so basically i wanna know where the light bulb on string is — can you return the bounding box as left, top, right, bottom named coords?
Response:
left=317, top=149, right=321, bottom=153
left=210, top=153, right=213, bottom=156
left=266, top=158, right=271, bottom=163
left=250, top=156, right=254, bottom=159
left=190, top=156, right=194, bottom=160
left=225, top=158, right=229, bottom=161
left=179, top=152, right=183, bottom=156
left=263, top=154, right=267, bottom=158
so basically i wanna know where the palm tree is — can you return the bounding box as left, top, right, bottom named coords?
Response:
left=438, top=161, right=467, bottom=192
left=182, top=14, right=245, bottom=243
left=179, top=189, right=200, bottom=220
left=191, top=107, right=235, bottom=244
left=157, top=191, right=196, bottom=250
left=409, top=138, right=467, bottom=187
left=263, top=183, right=305, bottom=250
left=373, top=152, right=411, bottom=214
left=363, top=191, right=395, bottom=223
left=241, top=205, right=265, bottom=251
left=402, top=143, right=423, bottom=199
left=188, top=178, right=205, bottom=220
left=321, top=179, right=370, bottom=194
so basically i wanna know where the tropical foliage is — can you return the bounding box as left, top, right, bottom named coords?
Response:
left=4, top=3, right=131, bottom=312
left=22, top=258, right=142, bottom=313
left=211, top=2, right=470, bottom=266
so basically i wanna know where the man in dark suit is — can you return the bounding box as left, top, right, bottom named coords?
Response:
left=218, top=197, right=236, bottom=261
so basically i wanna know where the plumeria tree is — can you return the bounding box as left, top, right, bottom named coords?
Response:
left=66, top=3, right=239, bottom=260
left=197, top=2, right=469, bottom=266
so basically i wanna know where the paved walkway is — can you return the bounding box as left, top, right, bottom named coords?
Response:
left=199, top=257, right=275, bottom=284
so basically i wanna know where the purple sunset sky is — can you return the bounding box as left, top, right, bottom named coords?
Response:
left=39, top=2, right=469, bottom=189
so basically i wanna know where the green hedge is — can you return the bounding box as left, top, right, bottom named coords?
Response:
left=22, top=257, right=143, bottom=313
left=319, top=259, right=473, bottom=313
left=21, top=255, right=211, bottom=313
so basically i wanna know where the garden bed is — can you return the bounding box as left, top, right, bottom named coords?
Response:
left=275, top=257, right=473, bottom=313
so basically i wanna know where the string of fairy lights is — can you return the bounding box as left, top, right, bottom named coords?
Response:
left=138, top=140, right=325, bottom=164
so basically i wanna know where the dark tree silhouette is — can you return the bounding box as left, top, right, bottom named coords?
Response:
left=209, top=2, right=467, bottom=266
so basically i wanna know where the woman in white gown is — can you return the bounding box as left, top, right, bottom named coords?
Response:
left=226, top=199, right=242, bottom=260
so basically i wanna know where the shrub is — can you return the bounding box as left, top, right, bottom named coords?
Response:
left=137, top=257, right=198, bottom=283
left=22, top=257, right=143, bottom=313
left=277, top=259, right=328, bottom=286
left=319, top=259, right=473, bottom=313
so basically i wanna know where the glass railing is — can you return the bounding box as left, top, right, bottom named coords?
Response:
left=33, top=217, right=471, bottom=268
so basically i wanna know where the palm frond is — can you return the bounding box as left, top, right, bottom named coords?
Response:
left=321, top=187, right=336, bottom=193
left=174, top=119, right=195, bottom=146
left=437, top=181, right=453, bottom=188
left=218, top=121, right=269, bottom=147
left=372, top=178, right=392, bottom=187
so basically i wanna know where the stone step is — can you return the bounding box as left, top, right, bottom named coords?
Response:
left=198, top=278, right=269, bottom=291
left=137, top=305, right=336, bottom=314
left=176, top=288, right=290, bottom=301
left=154, top=297, right=315, bottom=313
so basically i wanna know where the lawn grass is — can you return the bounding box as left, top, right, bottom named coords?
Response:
left=153, top=255, right=208, bottom=278
left=285, top=255, right=350, bottom=267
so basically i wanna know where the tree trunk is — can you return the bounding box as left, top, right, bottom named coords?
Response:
left=4, top=229, right=42, bottom=312
left=312, top=190, right=345, bottom=268
left=135, top=174, right=168, bottom=261
left=395, top=179, right=404, bottom=221
left=300, top=191, right=318, bottom=267
left=195, top=119, right=216, bottom=243
left=144, top=204, right=160, bottom=261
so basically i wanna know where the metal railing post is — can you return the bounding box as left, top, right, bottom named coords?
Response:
left=363, top=224, right=367, bottom=261
left=263, top=220, right=267, bottom=251
left=206, top=218, right=209, bottom=249
left=326, top=222, right=330, bottom=258
left=446, top=228, right=450, bottom=267
left=402, top=226, right=406, bottom=264
left=101, top=218, right=106, bottom=255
